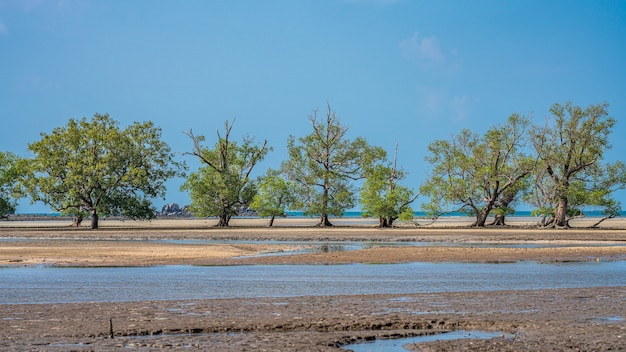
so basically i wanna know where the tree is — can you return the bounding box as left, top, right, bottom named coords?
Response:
left=24, top=113, right=183, bottom=229
left=283, top=104, right=385, bottom=227
left=250, top=168, right=297, bottom=227
left=490, top=177, right=528, bottom=226
left=523, top=166, right=558, bottom=226
left=420, top=114, right=534, bottom=227
left=182, top=119, right=269, bottom=227
left=360, top=143, right=418, bottom=227
left=530, top=102, right=626, bottom=228
left=0, top=151, right=22, bottom=218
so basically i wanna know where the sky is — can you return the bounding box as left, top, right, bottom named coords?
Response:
left=1, top=0, right=626, bottom=214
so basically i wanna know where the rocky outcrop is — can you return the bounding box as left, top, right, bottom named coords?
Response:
left=157, top=203, right=192, bottom=217
left=157, top=203, right=258, bottom=218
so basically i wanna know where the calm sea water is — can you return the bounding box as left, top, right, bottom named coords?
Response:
left=1, top=261, right=624, bottom=304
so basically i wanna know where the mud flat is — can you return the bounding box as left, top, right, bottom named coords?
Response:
left=1, top=218, right=625, bottom=350
left=1, top=287, right=624, bottom=351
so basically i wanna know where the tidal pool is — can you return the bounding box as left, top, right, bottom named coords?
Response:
left=1, top=261, right=624, bottom=304
left=343, top=330, right=514, bottom=352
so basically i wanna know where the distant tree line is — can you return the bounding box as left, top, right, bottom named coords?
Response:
left=1, top=101, right=624, bottom=229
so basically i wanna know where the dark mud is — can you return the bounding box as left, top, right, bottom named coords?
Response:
left=1, top=287, right=624, bottom=351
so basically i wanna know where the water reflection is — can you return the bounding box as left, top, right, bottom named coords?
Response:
left=1, top=261, right=624, bottom=304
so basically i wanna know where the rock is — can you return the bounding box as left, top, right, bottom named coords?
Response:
left=158, top=203, right=192, bottom=217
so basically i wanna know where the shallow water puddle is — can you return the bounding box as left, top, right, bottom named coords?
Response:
left=342, top=330, right=513, bottom=352
left=592, top=316, right=624, bottom=323
left=236, top=242, right=362, bottom=258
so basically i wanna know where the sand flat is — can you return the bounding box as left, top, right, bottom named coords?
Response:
left=1, top=218, right=625, bottom=266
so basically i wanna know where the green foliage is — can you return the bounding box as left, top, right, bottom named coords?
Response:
left=360, top=146, right=418, bottom=227
left=530, top=102, right=626, bottom=227
left=492, top=177, right=529, bottom=220
left=250, top=169, right=297, bottom=226
left=24, top=113, right=183, bottom=228
left=420, top=114, right=534, bottom=226
left=0, top=151, right=23, bottom=218
left=282, top=105, right=385, bottom=226
left=182, top=120, right=269, bottom=227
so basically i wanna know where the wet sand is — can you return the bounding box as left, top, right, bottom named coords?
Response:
left=1, top=218, right=625, bottom=266
left=1, top=218, right=625, bottom=350
left=1, top=238, right=624, bottom=267
left=1, top=287, right=624, bottom=351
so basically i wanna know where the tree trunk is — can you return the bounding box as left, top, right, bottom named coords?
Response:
left=491, top=214, right=506, bottom=226
left=268, top=215, right=275, bottom=227
left=554, top=196, right=569, bottom=227
left=378, top=216, right=396, bottom=228
left=541, top=216, right=555, bottom=228
left=475, top=208, right=489, bottom=227
left=217, top=213, right=230, bottom=227
left=318, top=213, right=333, bottom=227
left=90, top=209, right=99, bottom=229
left=318, top=179, right=333, bottom=227
left=590, top=215, right=614, bottom=228
left=72, top=215, right=83, bottom=227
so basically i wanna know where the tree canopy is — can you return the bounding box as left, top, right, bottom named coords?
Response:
left=182, top=119, right=269, bottom=227
left=282, top=105, right=385, bottom=226
left=529, top=102, right=626, bottom=227
left=24, top=113, right=183, bottom=228
left=360, top=143, right=418, bottom=227
left=0, top=151, right=22, bottom=218
left=250, top=168, right=297, bottom=227
left=420, top=114, right=534, bottom=227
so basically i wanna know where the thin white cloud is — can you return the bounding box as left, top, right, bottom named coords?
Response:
left=0, top=19, right=7, bottom=35
left=416, top=86, right=471, bottom=122
left=417, top=86, right=446, bottom=113
left=400, top=32, right=445, bottom=64
left=449, top=94, right=470, bottom=121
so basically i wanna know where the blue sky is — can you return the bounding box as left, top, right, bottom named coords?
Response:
left=1, top=0, right=625, bottom=213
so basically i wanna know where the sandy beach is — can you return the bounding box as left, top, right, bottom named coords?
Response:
left=1, top=217, right=625, bottom=351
